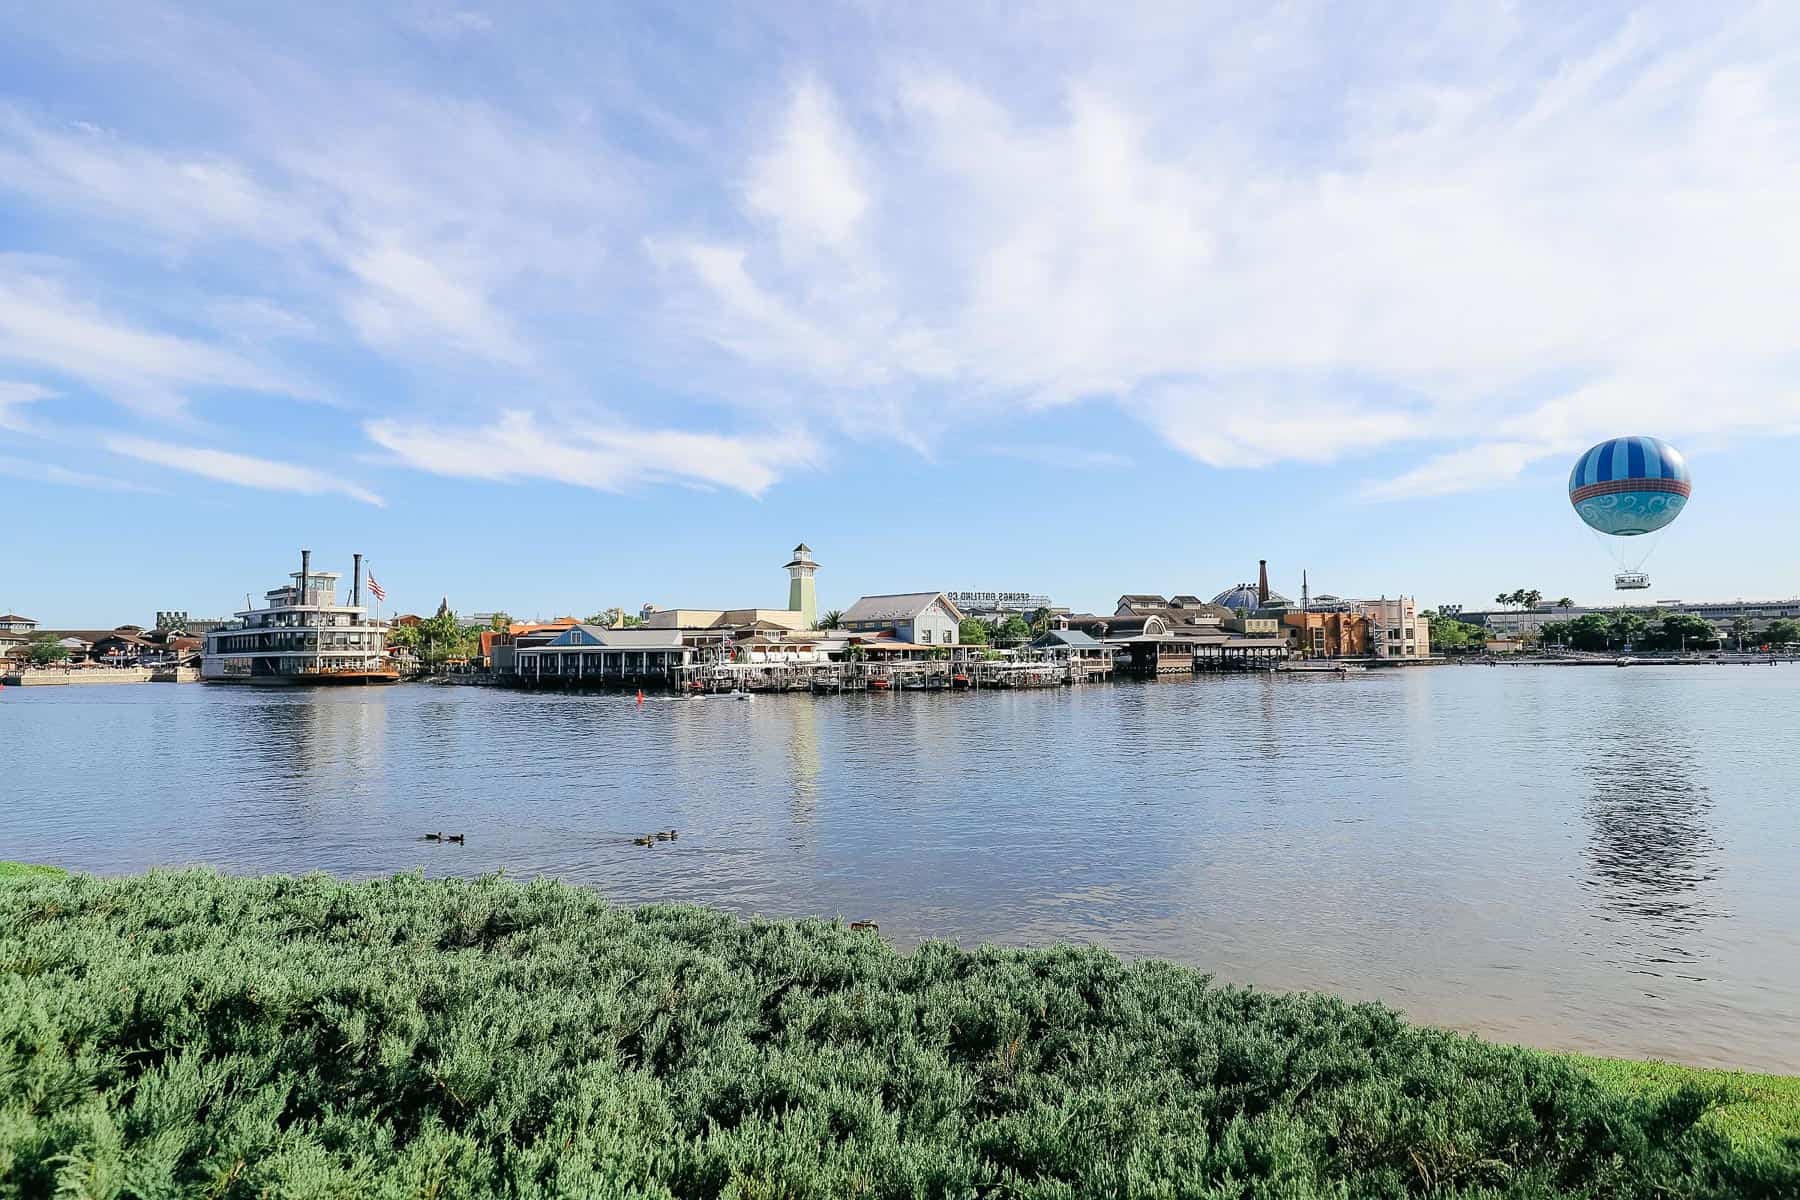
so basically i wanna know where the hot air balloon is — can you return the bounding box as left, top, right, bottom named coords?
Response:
left=1568, top=436, right=1690, bottom=590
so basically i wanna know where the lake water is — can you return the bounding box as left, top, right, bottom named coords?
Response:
left=5, top=666, right=1797, bottom=1073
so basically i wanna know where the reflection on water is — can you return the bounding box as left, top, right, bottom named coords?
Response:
left=1583, top=741, right=1719, bottom=955
left=5, top=666, right=1798, bottom=1073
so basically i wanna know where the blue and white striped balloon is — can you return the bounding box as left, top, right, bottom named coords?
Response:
left=1568, top=436, right=1691, bottom=537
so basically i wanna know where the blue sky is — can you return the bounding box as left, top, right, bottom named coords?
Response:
left=3, top=2, right=1798, bottom=626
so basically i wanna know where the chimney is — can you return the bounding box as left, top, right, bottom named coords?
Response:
left=352, top=553, right=363, bottom=608
left=1257, top=559, right=1269, bottom=607
left=299, top=548, right=311, bottom=600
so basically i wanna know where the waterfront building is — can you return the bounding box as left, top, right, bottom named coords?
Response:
left=947, top=591, right=1062, bottom=618
left=640, top=543, right=821, bottom=633
left=511, top=625, right=694, bottom=684
left=1027, top=628, right=1112, bottom=674
left=201, top=550, right=396, bottom=684
left=1282, top=610, right=1371, bottom=658
left=1462, top=596, right=1800, bottom=638
left=154, top=611, right=228, bottom=635
left=785, top=544, right=820, bottom=629
left=1112, top=596, right=1233, bottom=626
left=1212, top=561, right=1293, bottom=612
left=840, top=592, right=965, bottom=645
left=1355, top=596, right=1431, bottom=659
left=0, top=614, right=36, bottom=657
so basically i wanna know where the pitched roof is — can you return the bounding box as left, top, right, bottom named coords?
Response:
left=841, top=592, right=963, bottom=623
left=1032, top=629, right=1104, bottom=650
left=0, top=614, right=36, bottom=623
left=542, top=625, right=686, bottom=649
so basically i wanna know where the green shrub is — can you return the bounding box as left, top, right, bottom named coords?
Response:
left=0, top=870, right=1793, bottom=1197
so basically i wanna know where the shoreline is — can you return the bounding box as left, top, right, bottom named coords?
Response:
left=5, top=860, right=1795, bottom=1172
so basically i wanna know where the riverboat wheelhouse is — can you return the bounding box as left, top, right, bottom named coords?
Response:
left=202, top=550, right=398, bottom=685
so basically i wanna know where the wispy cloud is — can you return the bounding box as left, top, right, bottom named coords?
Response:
left=364, top=410, right=819, bottom=498
left=0, top=380, right=54, bottom=431
left=0, top=268, right=307, bottom=418
left=104, top=436, right=384, bottom=506
left=0, top=454, right=157, bottom=493
left=655, top=6, right=1800, bottom=493
left=3, top=3, right=1798, bottom=507
left=988, top=444, right=1132, bottom=470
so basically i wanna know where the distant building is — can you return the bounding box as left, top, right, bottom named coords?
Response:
left=785, top=544, right=820, bottom=629
left=0, top=614, right=37, bottom=657
left=511, top=624, right=694, bottom=684
left=1283, top=610, right=1370, bottom=658
left=1462, top=597, right=1800, bottom=638
left=1113, top=595, right=1233, bottom=626
left=840, top=592, right=965, bottom=646
left=1356, top=597, right=1431, bottom=659
left=640, top=543, right=820, bottom=633
left=947, top=591, right=1059, bottom=617
left=154, top=611, right=227, bottom=635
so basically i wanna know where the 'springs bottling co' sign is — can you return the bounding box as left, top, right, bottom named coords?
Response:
left=947, top=591, right=1051, bottom=610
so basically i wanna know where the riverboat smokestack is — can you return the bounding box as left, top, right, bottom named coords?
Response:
left=299, top=548, right=311, bottom=601
left=1257, top=559, right=1269, bottom=607
left=352, top=553, right=363, bottom=608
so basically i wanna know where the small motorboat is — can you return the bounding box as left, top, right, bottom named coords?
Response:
left=1615, top=656, right=1637, bottom=667
left=868, top=676, right=891, bottom=690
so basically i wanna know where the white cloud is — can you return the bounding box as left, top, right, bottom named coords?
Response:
left=5, top=4, right=1799, bottom=506
left=657, top=7, right=1800, bottom=494
left=345, top=243, right=530, bottom=365
left=0, top=454, right=157, bottom=493
left=0, top=269, right=309, bottom=418
left=104, top=436, right=384, bottom=505
left=0, top=381, right=55, bottom=431
left=364, top=409, right=818, bottom=498
left=745, top=79, right=870, bottom=254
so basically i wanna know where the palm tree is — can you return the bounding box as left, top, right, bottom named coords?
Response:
left=1495, top=592, right=1511, bottom=610
left=1524, top=589, right=1543, bottom=610
left=1730, top=615, right=1753, bottom=652
left=818, top=610, right=844, bottom=630
left=1555, top=597, right=1573, bottom=610
left=1030, top=606, right=1053, bottom=636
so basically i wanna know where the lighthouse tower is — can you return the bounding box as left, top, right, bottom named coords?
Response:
left=785, top=543, right=819, bottom=629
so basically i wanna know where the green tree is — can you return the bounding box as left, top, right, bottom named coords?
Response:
left=1729, top=615, right=1753, bottom=651
left=818, top=610, right=844, bottom=630
left=1764, top=618, right=1800, bottom=648
left=1029, top=607, right=1053, bottom=636
left=1424, top=617, right=1484, bottom=653
left=1538, top=620, right=1571, bottom=648
left=1565, top=613, right=1614, bottom=651
left=488, top=613, right=513, bottom=631
left=995, top=615, right=1032, bottom=647
left=1523, top=589, right=1543, bottom=610
left=1554, top=596, right=1574, bottom=610
left=25, top=636, right=69, bottom=665
left=957, top=617, right=990, bottom=646
left=1608, top=611, right=1648, bottom=650
left=1651, top=613, right=1718, bottom=652
left=415, top=609, right=474, bottom=665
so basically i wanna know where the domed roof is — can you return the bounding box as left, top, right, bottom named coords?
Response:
left=1211, top=583, right=1290, bottom=611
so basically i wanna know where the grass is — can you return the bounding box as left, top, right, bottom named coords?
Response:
left=1573, top=1055, right=1800, bottom=1159
left=0, top=862, right=63, bottom=882
left=0, top=868, right=1794, bottom=1197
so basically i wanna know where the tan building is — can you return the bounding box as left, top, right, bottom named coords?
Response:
left=1356, top=597, right=1431, bottom=659
left=1283, top=611, right=1370, bottom=658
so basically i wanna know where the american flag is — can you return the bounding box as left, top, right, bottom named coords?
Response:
left=366, top=571, right=387, bottom=603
